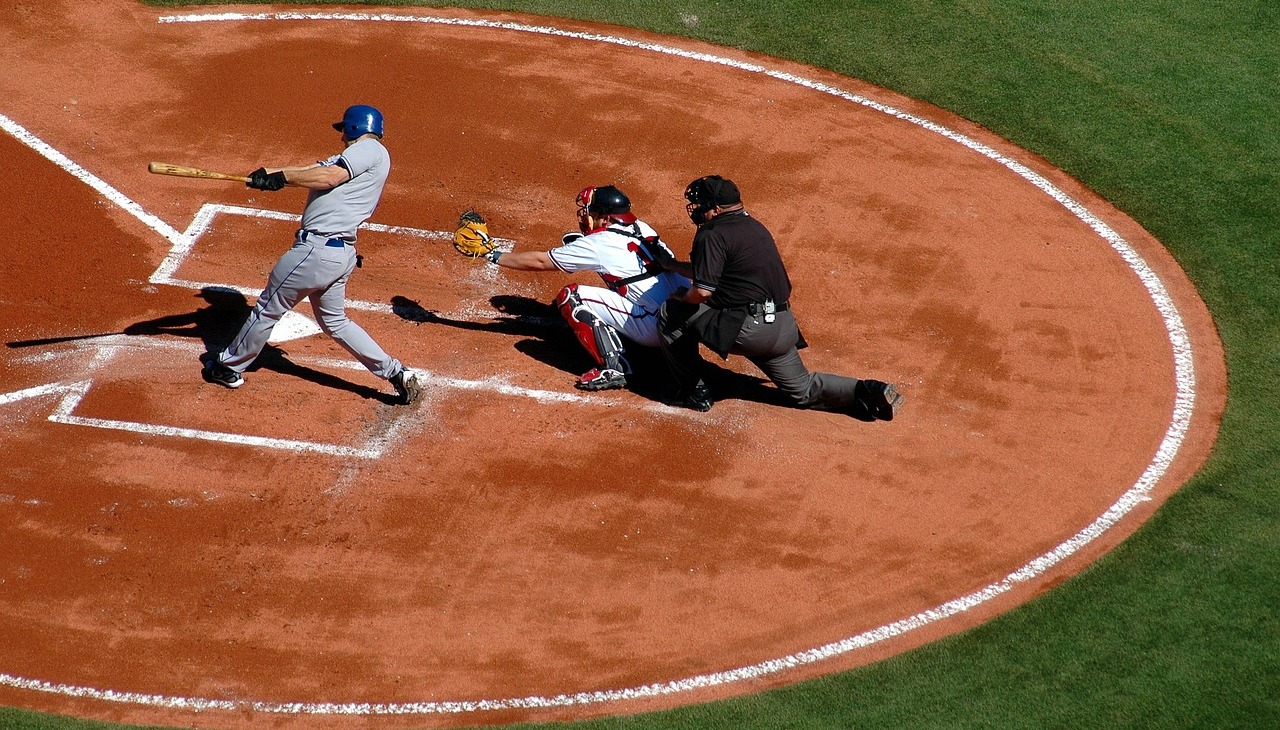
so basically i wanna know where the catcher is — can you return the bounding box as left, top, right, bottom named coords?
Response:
left=452, top=186, right=689, bottom=391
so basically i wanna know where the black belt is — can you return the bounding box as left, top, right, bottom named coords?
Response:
left=297, top=229, right=353, bottom=248
left=741, top=300, right=789, bottom=315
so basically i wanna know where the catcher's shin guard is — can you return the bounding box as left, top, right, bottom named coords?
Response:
left=555, top=285, right=629, bottom=373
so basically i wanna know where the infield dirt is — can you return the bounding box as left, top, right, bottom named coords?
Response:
left=0, top=3, right=1225, bottom=728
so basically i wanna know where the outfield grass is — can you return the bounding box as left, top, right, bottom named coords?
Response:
left=6, top=1, right=1277, bottom=728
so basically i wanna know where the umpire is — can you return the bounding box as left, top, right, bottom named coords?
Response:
left=654, top=175, right=903, bottom=419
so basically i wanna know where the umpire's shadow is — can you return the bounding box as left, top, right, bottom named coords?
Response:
left=124, top=286, right=394, bottom=403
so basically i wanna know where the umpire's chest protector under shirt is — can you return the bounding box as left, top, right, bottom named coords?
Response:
left=689, top=211, right=794, bottom=357
left=693, top=212, right=793, bottom=309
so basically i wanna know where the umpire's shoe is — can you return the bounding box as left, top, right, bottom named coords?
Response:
left=857, top=379, right=904, bottom=421
left=201, top=354, right=244, bottom=390
left=391, top=369, right=423, bottom=406
left=667, top=381, right=713, bottom=412
left=575, top=367, right=627, bottom=392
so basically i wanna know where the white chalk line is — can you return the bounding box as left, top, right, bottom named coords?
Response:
left=0, top=10, right=1200, bottom=717
left=0, top=341, right=398, bottom=458
left=153, top=203, right=515, bottom=316
left=8, top=335, right=608, bottom=408
left=0, top=111, right=512, bottom=322
left=0, top=117, right=184, bottom=247
left=1, top=335, right=622, bottom=458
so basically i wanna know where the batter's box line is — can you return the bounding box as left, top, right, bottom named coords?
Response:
left=2, top=343, right=413, bottom=459
left=11, top=337, right=694, bottom=416
left=6, top=339, right=688, bottom=458
left=150, top=203, right=516, bottom=315
left=51, top=380, right=394, bottom=458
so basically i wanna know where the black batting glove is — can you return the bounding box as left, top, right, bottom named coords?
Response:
left=247, top=167, right=287, bottom=191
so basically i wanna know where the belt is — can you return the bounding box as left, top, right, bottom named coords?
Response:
left=297, top=229, right=354, bottom=248
left=743, top=300, right=789, bottom=315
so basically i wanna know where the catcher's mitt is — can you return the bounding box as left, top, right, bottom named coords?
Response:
left=453, top=210, right=496, bottom=258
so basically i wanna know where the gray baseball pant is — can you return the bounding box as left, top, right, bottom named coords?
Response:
left=218, top=236, right=402, bottom=380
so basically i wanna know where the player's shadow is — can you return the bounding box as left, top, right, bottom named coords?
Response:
left=123, top=287, right=394, bottom=403
left=388, top=294, right=848, bottom=414
left=122, top=286, right=250, bottom=352
left=390, top=294, right=587, bottom=375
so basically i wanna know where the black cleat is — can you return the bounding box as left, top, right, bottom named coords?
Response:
left=201, top=356, right=244, bottom=390
left=575, top=367, right=628, bottom=392
left=859, top=380, right=903, bottom=421
left=667, top=382, right=713, bottom=412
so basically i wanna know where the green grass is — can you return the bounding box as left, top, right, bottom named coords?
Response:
left=8, top=0, right=1278, bottom=728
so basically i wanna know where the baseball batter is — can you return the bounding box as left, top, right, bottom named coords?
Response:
left=477, top=185, right=690, bottom=391
left=201, top=105, right=422, bottom=405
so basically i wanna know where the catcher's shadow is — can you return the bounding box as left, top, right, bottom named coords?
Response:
left=391, top=294, right=587, bottom=375
left=388, top=294, right=816, bottom=412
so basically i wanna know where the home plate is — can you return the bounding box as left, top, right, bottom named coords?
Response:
left=268, top=310, right=322, bottom=343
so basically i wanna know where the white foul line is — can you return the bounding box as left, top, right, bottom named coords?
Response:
left=0, top=10, right=1200, bottom=717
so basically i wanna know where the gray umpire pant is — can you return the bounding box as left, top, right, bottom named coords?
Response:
left=660, top=302, right=861, bottom=411
left=218, top=235, right=402, bottom=380
left=735, top=308, right=861, bottom=411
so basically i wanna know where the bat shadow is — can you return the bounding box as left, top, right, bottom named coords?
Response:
left=123, top=287, right=394, bottom=403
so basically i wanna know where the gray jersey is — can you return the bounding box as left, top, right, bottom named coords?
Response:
left=300, top=136, right=390, bottom=240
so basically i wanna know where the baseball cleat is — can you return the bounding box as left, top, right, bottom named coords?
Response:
left=575, top=367, right=627, bottom=392
left=201, top=360, right=244, bottom=390
left=391, top=369, right=423, bottom=406
left=666, top=382, right=713, bottom=412
left=861, top=380, right=903, bottom=421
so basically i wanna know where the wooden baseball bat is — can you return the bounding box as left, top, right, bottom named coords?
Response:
left=148, top=161, right=251, bottom=183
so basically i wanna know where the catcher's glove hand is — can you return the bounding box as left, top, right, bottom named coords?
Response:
left=453, top=210, right=496, bottom=258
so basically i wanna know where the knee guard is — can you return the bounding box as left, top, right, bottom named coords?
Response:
left=555, top=285, right=629, bottom=373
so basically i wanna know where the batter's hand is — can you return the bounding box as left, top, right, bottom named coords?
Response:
left=247, top=167, right=287, bottom=191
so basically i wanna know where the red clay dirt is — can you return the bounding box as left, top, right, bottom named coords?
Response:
left=0, top=3, right=1225, bottom=729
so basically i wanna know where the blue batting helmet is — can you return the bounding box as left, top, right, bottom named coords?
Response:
left=332, top=104, right=384, bottom=138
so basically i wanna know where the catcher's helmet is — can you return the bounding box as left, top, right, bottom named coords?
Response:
left=576, top=185, right=631, bottom=216
left=576, top=185, right=636, bottom=234
left=332, top=104, right=384, bottom=139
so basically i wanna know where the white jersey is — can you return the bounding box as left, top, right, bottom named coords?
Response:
left=300, top=136, right=390, bottom=241
left=548, top=220, right=689, bottom=314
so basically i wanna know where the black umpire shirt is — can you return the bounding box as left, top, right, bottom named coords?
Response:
left=688, top=210, right=793, bottom=356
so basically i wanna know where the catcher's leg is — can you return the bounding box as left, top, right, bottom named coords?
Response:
left=555, top=284, right=629, bottom=391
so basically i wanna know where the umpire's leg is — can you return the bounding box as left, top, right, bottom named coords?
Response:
left=657, top=299, right=708, bottom=392
left=737, top=309, right=860, bottom=411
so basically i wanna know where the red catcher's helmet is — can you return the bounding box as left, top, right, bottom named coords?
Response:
left=576, top=185, right=636, bottom=233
